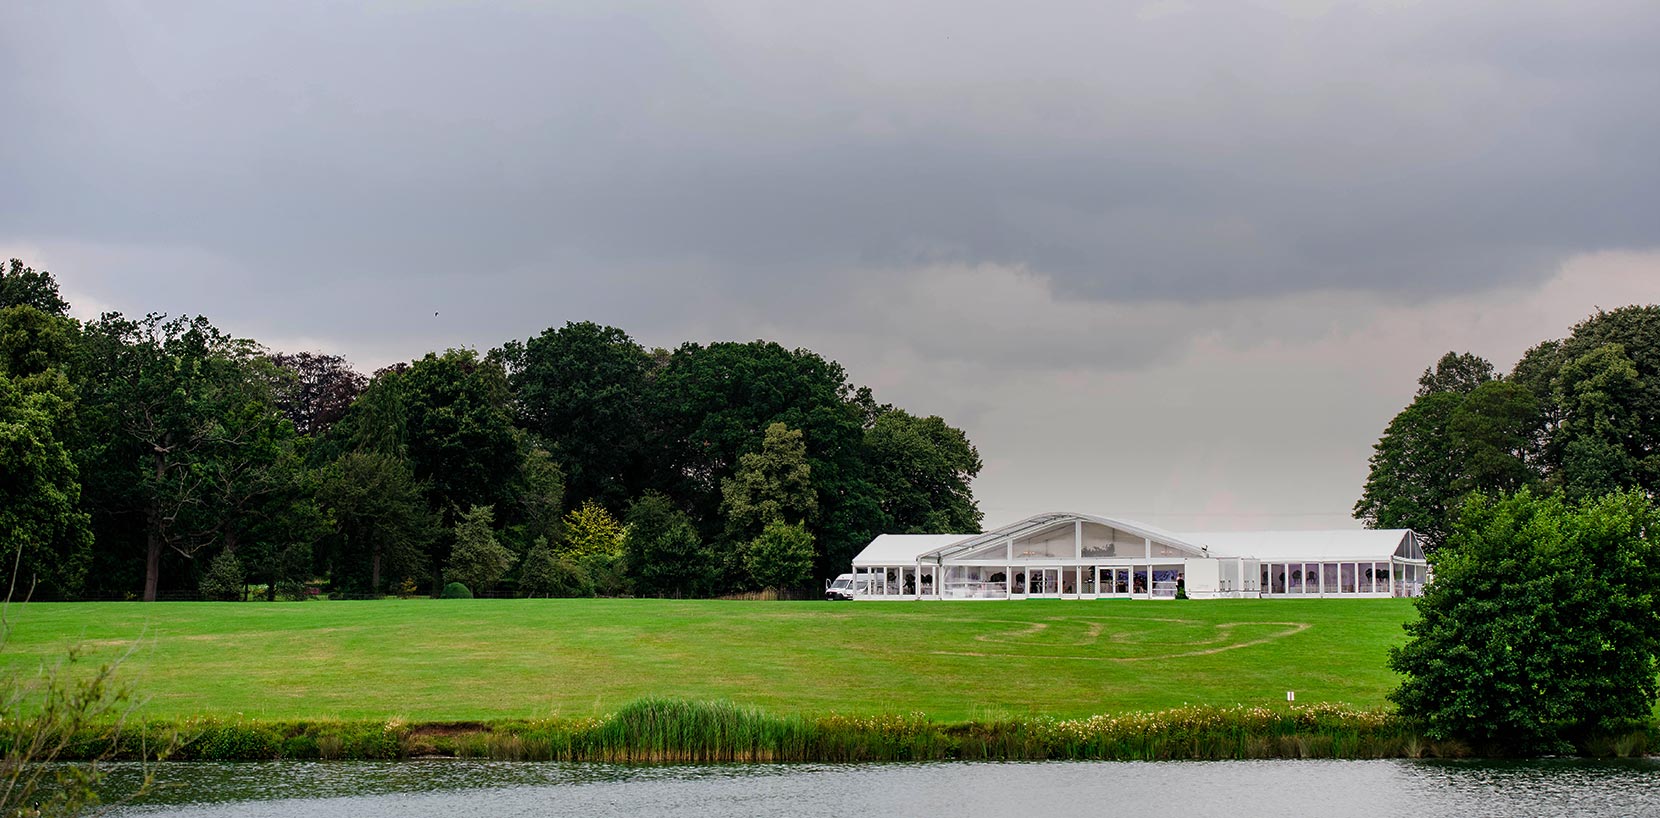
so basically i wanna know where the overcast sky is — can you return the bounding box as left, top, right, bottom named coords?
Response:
left=5, top=1, right=1659, bottom=531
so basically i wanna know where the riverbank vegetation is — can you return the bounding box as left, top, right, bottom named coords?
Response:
left=26, top=698, right=1655, bottom=764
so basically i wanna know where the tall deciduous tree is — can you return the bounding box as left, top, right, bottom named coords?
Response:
left=1512, top=306, right=1660, bottom=496
left=721, top=422, right=817, bottom=537
left=0, top=373, right=92, bottom=598
left=1354, top=391, right=1466, bottom=549
left=1553, top=343, right=1650, bottom=499
left=269, top=352, right=368, bottom=437
left=0, top=304, right=91, bottom=597
left=624, top=492, right=712, bottom=598
left=502, top=322, right=654, bottom=511
left=318, top=450, right=436, bottom=595
left=1389, top=489, right=1660, bottom=753
left=75, top=314, right=292, bottom=600
left=1448, top=380, right=1541, bottom=496
left=398, top=349, right=522, bottom=524
left=1359, top=350, right=1545, bottom=550
left=329, top=350, right=523, bottom=585
left=652, top=341, right=875, bottom=582
left=863, top=408, right=984, bottom=535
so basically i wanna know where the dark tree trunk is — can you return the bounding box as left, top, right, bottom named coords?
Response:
left=143, top=531, right=161, bottom=602
left=144, top=451, right=166, bottom=602
left=143, top=447, right=169, bottom=600
left=371, top=540, right=382, bottom=595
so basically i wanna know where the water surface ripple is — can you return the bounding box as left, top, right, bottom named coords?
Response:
left=102, top=758, right=1660, bottom=818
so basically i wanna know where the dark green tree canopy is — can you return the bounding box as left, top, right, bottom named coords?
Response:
left=0, top=259, right=70, bottom=317
left=1416, top=351, right=1496, bottom=397
left=74, top=313, right=295, bottom=600
left=0, top=373, right=93, bottom=598
left=0, top=259, right=983, bottom=599
left=624, top=492, right=712, bottom=598
left=0, top=305, right=79, bottom=385
left=1515, top=306, right=1660, bottom=496
left=397, top=349, right=523, bottom=521
left=1354, top=391, right=1466, bottom=548
left=1358, top=306, right=1660, bottom=546
left=651, top=340, right=874, bottom=581
left=863, top=408, right=984, bottom=535
left=319, top=450, right=436, bottom=595
left=503, top=322, right=653, bottom=511
left=1448, top=380, right=1541, bottom=496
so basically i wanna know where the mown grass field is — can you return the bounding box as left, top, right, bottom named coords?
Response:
left=0, top=598, right=1416, bottom=721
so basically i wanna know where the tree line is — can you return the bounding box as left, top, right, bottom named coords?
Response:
left=0, top=260, right=983, bottom=601
left=1355, top=305, right=1660, bottom=550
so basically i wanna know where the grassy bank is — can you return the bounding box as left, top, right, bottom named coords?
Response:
left=0, top=598, right=1413, bottom=720
left=47, top=698, right=1551, bottom=763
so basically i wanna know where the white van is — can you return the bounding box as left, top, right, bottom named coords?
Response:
left=824, top=573, right=862, bottom=600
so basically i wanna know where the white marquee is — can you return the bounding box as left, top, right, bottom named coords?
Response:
left=845, top=511, right=1428, bottom=600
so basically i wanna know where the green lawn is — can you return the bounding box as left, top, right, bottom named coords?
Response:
left=0, top=598, right=1416, bottom=721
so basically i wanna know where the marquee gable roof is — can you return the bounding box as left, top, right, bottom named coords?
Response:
left=852, top=534, right=973, bottom=566
left=1181, top=529, right=1423, bottom=561
left=849, top=513, right=1426, bottom=566
left=851, top=512, right=1213, bottom=566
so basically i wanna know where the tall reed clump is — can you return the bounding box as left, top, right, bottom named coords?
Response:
left=582, top=698, right=815, bottom=762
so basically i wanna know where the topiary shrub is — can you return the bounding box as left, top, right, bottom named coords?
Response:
left=440, top=582, right=472, bottom=599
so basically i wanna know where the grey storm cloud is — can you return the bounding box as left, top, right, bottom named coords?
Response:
left=3, top=0, right=1659, bottom=334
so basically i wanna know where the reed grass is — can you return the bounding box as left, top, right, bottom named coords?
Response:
left=27, top=698, right=1645, bottom=763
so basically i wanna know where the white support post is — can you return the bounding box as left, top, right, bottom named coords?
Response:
left=1074, top=521, right=1083, bottom=560
left=1143, top=539, right=1153, bottom=600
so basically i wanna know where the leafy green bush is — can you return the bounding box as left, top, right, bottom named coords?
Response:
left=198, top=549, right=244, bottom=601
left=1390, top=489, right=1660, bottom=754
left=745, top=522, right=814, bottom=594
left=439, top=582, right=472, bottom=599
left=446, top=505, right=516, bottom=593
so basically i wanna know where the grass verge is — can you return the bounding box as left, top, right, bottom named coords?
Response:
left=0, top=598, right=1417, bottom=720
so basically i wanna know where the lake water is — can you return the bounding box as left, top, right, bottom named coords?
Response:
left=101, top=758, right=1660, bottom=818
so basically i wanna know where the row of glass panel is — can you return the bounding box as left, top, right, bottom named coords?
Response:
left=1260, top=561, right=1422, bottom=595
left=856, top=565, right=1183, bottom=598
left=855, top=562, right=1427, bottom=598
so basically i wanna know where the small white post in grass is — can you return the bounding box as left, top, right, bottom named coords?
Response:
left=1286, top=691, right=1295, bottom=703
